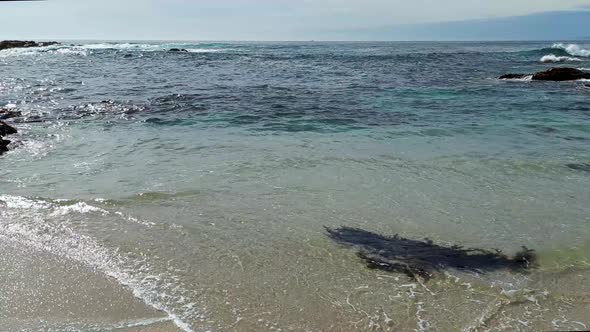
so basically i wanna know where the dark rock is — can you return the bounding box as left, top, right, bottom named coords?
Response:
left=0, top=40, right=59, bottom=51
left=500, top=67, right=590, bottom=81
left=0, top=121, right=17, bottom=156
left=0, top=121, right=17, bottom=136
left=168, top=48, right=188, bottom=52
left=0, top=138, right=11, bottom=155
left=0, top=109, right=22, bottom=120
left=499, top=73, right=528, bottom=80
left=532, top=68, right=590, bottom=81
left=585, top=84, right=590, bottom=88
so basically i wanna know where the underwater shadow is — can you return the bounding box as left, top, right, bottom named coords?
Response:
left=326, top=227, right=536, bottom=280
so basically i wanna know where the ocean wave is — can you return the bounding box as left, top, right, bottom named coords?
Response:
left=500, top=75, right=533, bottom=82
left=0, top=45, right=88, bottom=57
left=186, top=48, right=223, bottom=53
left=1, top=42, right=224, bottom=58
left=0, top=194, right=202, bottom=332
left=78, top=43, right=162, bottom=51
left=51, top=48, right=89, bottom=56
left=0, top=195, right=109, bottom=216
left=0, top=47, right=44, bottom=58
left=77, top=43, right=222, bottom=53
left=540, top=54, right=582, bottom=63
left=552, top=43, right=590, bottom=57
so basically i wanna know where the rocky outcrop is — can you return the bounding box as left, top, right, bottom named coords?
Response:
left=168, top=48, right=188, bottom=52
left=0, top=121, right=17, bottom=155
left=0, top=121, right=17, bottom=136
left=0, top=40, right=59, bottom=51
left=0, top=138, right=11, bottom=155
left=500, top=67, right=590, bottom=81
left=533, top=68, right=590, bottom=81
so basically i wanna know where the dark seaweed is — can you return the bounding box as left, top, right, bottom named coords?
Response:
left=326, top=227, right=536, bottom=280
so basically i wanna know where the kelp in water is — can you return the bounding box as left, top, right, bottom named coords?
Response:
left=326, top=227, right=536, bottom=280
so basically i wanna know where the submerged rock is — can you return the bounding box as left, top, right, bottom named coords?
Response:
left=0, top=138, right=11, bottom=154
left=0, top=109, right=22, bottom=120
left=0, top=121, right=17, bottom=136
left=0, top=40, right=58, bottom=51
left=500, top=67, right=590, bottom=81
left=0, top=121, right=17, bottom=156
left=168, top=48, right=188, bottom=52
left=566, top=163, right=590, bottom=172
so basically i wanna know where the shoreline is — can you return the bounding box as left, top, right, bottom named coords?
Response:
left=0, top=237, right=182, bottom=331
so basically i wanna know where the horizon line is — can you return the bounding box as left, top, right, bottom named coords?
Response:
left=2, top=38, right=590, bottom=43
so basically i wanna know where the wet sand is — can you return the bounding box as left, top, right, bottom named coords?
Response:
left=0, top=239, right=180, bottom=331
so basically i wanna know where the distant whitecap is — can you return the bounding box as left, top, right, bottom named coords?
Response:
left=540, top=54, right=582, bottom=63
left=552, top=43, right=590, bottom=57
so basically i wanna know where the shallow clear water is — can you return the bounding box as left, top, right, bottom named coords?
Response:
left=1, top=41, right=590, bottom=331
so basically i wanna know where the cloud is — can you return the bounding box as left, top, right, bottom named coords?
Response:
left=0, top=0, right=589, bottom=40
left=330, top=10, right=590, bottom=41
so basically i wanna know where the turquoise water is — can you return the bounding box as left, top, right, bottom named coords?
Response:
left=1, top=41, right=590, bottom=331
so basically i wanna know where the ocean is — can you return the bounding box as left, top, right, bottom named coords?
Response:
left=1, top=41, right=589, bottom=331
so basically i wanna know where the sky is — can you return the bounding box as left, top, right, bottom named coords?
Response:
left=1, top=0, right=590, bottom=41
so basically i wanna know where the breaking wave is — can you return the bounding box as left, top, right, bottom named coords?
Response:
left=540, top=54, right=582, bottom=63
left=551, top=43, right=590, bottom=57
left=0, top=42, right=224, bottom=58
left=0, top=195, right=202, bottom=332
left=0, top=45, right=87, bottom=57
left=500, top=75, right=533, bottom=82
left=52, top=48, right=89, bottom=56
left=55, top=43, right=224, bottom=54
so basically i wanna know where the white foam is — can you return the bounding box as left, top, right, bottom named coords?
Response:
left=540, top=54, right=582, bottom=63
left=19, top=139, right=53, bottom=158
left=501, top=75, right=533, bottom=82
left=51, top=202, right=109, bottom=216
left=552, top=43, right=590, bottom=57
left=0, top=195, right=52, bottom=210
left=0, top=47, right=43, bottom=58
left=78, top=43, right=161, bottom=51
left=1, top=42, right=223, bottom=57
left=0, top=195, right=203, bottom=332
left=112, top=316, right=173, bottom=329
left=51, top=48, right=88, bottom=56
left=0, top=195, right=108, bottom=216
left=186, top=48, right=223, bottom=53
left=114, top=211, right=156, bottom=227
left=0, top=44, right=87, bottom=58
